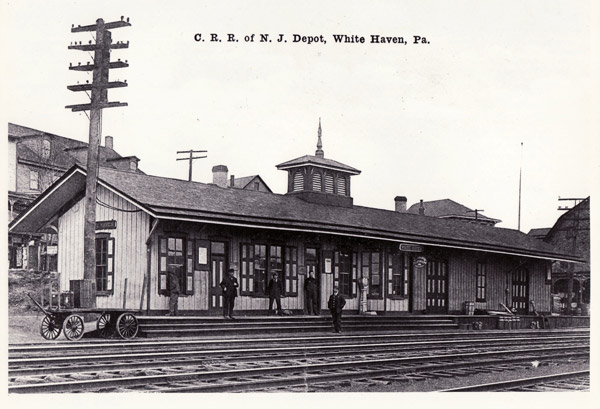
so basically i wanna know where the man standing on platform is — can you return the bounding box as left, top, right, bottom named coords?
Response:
left=328, top=286, right=346, bottom=333
left=267, top=272, right=284, bottom=315
left=166, top=265, right=180, bottom=316
left=220, top=268, right=239, bottom=319
left=304, top=269, right=319, bottom=315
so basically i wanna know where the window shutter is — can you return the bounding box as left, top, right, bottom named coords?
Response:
left=185, top=239, right=194, bottom=295
left=240, top=243, right=253, bottom=296
left=158, top=236, right=168, bottom=296
left=107, top=237, right=115, bottom=293
left=352, top=252, right=358, bottom=298
left=333, top=251, right=339, bottom=289
left=195, top=239, right=210, bottom=271
left=285, top=247, right=298, bottom=296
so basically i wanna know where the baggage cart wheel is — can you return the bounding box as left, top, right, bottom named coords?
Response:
left=63, top=314, right=85, bottom=341
left=116, top=313, right=138, bottom=339
left=97, top=312, right=115, bottom=338
left=40, top=315, right=62, bottom=340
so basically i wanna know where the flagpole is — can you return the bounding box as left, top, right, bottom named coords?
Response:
left=518, top=142, right=523, bottom=231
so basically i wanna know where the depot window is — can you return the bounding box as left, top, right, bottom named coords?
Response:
left=362, top=251, right=382, bottom=298
left=158, top=236, right=194, bottom=296
left=95, top=234, right=114, bottom=294
left=476, top=262, right=486, bottom=302
left=240, top=243, right=297, bottom=297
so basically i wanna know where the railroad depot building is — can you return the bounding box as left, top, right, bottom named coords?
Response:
left=9, top=137, right=581, bottom=316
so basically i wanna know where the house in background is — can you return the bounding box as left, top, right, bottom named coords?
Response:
left=527, top=228, right=552, bottom=241
left=545, top=198, right=590, bottom=308
left=405, top=198, right=501, bottom=226
left=228, top=173, right=272, bottom=193
left=7, top=123, right=141, bottom=270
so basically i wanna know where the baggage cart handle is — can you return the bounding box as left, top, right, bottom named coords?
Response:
left=27, top=293, right=53, bottom=318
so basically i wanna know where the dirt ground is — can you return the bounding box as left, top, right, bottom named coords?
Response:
left=8, top=269, right=63, bottom=343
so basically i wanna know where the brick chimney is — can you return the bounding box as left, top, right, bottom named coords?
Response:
left=104, top=135, right=114, bottom=150
left=230, top=175, right=235, bottom=187
left=394, top=196, right=407, bottom=212
left=418, top=199, right=425, bottom=216
left=212, top=165, right=228, bottom=188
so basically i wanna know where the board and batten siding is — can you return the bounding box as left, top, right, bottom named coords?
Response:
left=57, top=185, right=150, bottom=309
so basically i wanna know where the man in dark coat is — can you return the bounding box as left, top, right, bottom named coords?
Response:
left=220, top=268, right=239, bottom=319
left=304, top=269, right=319, bottom=315
left=328, top=286, right=346, bottom=333
left=167, top=265, right=180, bottom=316
left=267, top=272, right=284, bottom=315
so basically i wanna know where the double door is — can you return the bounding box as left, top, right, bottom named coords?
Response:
left=511, top=268, right=529, bottom=314
left=425, top=259, right=448, bottom=314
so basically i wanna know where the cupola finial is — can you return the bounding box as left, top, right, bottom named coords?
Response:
left=315, top=117, right=324, bottom=158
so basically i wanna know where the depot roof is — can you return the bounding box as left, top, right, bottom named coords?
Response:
left=9, top=165, right=582, bottom=263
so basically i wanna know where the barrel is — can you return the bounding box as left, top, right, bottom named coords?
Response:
left=497, top=316, right=509, bottom=329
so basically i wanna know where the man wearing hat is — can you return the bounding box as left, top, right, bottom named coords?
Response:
left=328, top=286, right=346, bottom=333
left=166, top=265, right=181, bottom=316
left=220, top=268, right=239, bottom=319
left=267, top=272, right=284, bottom=315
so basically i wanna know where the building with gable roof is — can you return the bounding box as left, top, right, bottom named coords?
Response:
left=406, top=198, right=501, bottom=226
left=9, top=121, right=581, bottom=316
left=7, top=123, right=141, bottom=270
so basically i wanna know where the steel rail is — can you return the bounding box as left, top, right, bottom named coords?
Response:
left=438, top=370, right=590, bottom=392
left=9, top=338, right=588, bottom=376
left=8, top=345, right=589, bottom=393
left=8, top=335, right=588, bottom=368
left=8, top=330, right=589, bottom=356
left=8, top=328, right=590, bottom=353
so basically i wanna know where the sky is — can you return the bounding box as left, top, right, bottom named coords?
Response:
left=2, top=0, right=598, bottom=234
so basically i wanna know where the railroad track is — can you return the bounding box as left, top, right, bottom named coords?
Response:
left=8, top=330, right=590, bottom=393
left=8, top=335, right=589, bottom=376
left=440, top=370, right=590, bottom=392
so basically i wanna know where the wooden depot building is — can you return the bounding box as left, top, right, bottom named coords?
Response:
left=9, top=127, right=582, bottom=316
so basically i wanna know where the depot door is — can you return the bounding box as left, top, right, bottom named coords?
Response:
left=511, top=268, right=529, bottom=314
left=304, top=247, right=321, bottom=311
left=425, top=259, right=448, bottom=314
left=209, top=241, right=228, bottom=314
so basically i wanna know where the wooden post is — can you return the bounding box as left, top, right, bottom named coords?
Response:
left=123, top=278, right=128, bottom=309
left=139, top=275, right=147, bottom=311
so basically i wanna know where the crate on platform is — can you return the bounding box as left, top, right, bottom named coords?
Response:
left=70, top=279, right=96, bottom=308
left=463, top=301, right=475, bottom=315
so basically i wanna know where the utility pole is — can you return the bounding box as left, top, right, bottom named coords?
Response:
left=176, top=150, right=207, bottom=181
left=66, top=17, right=131, bottom=308
left=557, top=197, right=585, bottom=315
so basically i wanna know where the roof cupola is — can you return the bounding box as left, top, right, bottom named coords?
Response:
left=276, top=119, right=361, bottom=207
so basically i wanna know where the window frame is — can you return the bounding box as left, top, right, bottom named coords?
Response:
left=29, top=170, right=39, bottom=190
left=362, top=250, right=383, bottom=299
left=333, top=249, right=357, bottom=299
left=476, top=262, right=486, bottom=302
left=42, top=139, right=51, bottom=159
left=240, top=242, right=296, bottom=297
left=387, top=252, right=405, bottom=298
left=95, top=233, right=114, bottom=295
left=158, top=235, right=194, bottom=296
